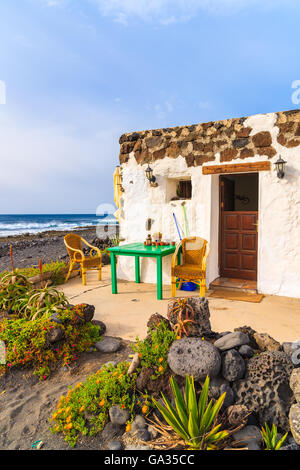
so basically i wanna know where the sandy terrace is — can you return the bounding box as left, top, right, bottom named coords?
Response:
left=59, top=266, right=300, bottom=344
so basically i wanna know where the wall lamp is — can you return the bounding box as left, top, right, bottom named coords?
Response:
left=274, top=156, right=287, bottom=179
left=145, top=165, right=158, bottom=187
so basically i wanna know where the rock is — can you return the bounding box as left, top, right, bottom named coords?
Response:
left=233, top=351, right=294, bottom=431
left=92, top=320, right=107, bottom=336
left=247, top=441, right=261, bottom=450
left=214, top=332, right=249, bottom=351
left=50, top=312, right=64, bottom=325
left=290, top=369, right=300, bottom=402
left=253, top=332, right=281, bottom=352
left=136, top=367, right=180, bottom=398
left=102, top=422, right=124, bottom=440
left=222, top=350, right=245, bottom=382
left=147, top=313, right=171, bottom=331
left=167, top=338, right=221, bottom=381
left=220, top=383, right=235, bottom=407
left=226, top=405, right=249, bottom=427
left=103, top=361, right=117, bottom=368
left=125, top=445, right=150, bottom=451
left=109, top=405, right=130, bottom=425
left=167, top=297, right=211, bottom=336
left=238, top=345, right=254, bottom=358
left=282, top=342, right=294, bottom=357
left=95, top=337, right=121, bottom=353
left=280, top=442, right=300, bottom=450
left=108, top=441, right=123, bottom=450
left=233, top=425, right=262, bottom=445
left=135, top=428, right=151, bottom=442
left=128, top=353, right=141, bottom=375
left=82, top=304, right=95, bottom=322
left=47, top=327, right=64, bottom=344
left=148, top=425, right=158, bottom=440
left=289, top=404, right=300, bottom=444
left=234, top=326, right=259, bottom=350
left=131, top=415, right=147, bottom=433
left=209, top=377, right=229, bottom=399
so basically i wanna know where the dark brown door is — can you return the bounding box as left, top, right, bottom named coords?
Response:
left=220, top=178, right=258, bottom=281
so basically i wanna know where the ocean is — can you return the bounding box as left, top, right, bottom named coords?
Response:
left=0, top=214, right=118, bottom=237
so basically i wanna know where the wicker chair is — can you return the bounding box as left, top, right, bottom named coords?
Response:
left=64, top=234, right=102, bottom=286
left=171, top=237, right=210, bottom=297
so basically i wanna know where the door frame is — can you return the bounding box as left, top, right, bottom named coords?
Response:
left=218, top=173, right=259, bottom=280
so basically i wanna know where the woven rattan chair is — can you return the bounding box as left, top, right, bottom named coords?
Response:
left=64, top=234, right=102, bottom=286
left=171, top=237, right=210, bottom=297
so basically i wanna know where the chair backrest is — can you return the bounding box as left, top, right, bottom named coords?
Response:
left=64, top=234, right=82, bottom=260
left=182, top=237, right=208, bottom=266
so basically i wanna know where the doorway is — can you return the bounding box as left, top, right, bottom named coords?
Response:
left=219, top=173, right=258, bottom=281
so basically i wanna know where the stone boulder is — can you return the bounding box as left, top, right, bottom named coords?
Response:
left=92, top=320, right=107, bottom=336
left=214, top=332, right=249, bottom=351
left=289, top=404, right=300, bottom=445
left=109, top=405, right=130, bottom=425
left=233, top=351, right=294, bottom=431
left=167, top=338, right=221, bottom=381
left=226, top=405, right=249, bottom=427
left=167, top=297, right=211, bottom=337
left=290, top=369, right=300, bottom=403
left=95, top=337, right=121, bottom=353
left=253, top=332, right=281, bottom=352
left=234, top=326, right=259, bottom=350
left=147, top=313, right=171, bottom=332
left=221, top=349, right=245, bottom=382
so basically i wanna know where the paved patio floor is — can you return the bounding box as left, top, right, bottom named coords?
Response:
left=60, top=266, right=300, bottom=344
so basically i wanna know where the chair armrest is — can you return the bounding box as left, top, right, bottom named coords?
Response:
left=64, top=240, right=85, bottom=262
left=171, top=241, right=183, bottom=269
left=81, top=237, right=102, bottom=260
left=201, top=243, right=210, bottom=272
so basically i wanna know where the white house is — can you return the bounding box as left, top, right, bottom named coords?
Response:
left=116, top=109, right=300, bottom=299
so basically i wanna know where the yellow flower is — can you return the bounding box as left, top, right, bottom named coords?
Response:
left=79, top=406, right=85, bottom=413
left=64, top=423, right=73, bottom=430
left=176, top=336, right=181, bottom=340
left=75, top=382, right=82, bottom=388
left=96, top=379, right=100, bottom=384
left=55, top=425, right=60, bottom=432
left=158, top=366, right=164, bottom=373
left=66, top=415, right=72, bottom=423
left=57, top=409, right=64, bottom=415
left=142, top=405, right=148, bottom=414
left=99, top=399, right=105, bottom=406
left=65, top=406, right=71, bottom=414
left=52, top=412, right=58, bottom=420
left=154, top=344, right=159, bottom=349
left=158, top=357, right=163, bottom=363
left=126, top=423, right=131, bottom=433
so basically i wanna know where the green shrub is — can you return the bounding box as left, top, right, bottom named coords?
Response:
left=131, top=321, right=176, bottom=380
left=50, top=361, right=138, bottom=447
left=0, top=261, right=69, bottom=286
left=0, top=305, right=101, bottom=380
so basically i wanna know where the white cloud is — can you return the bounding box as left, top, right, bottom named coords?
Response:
left=91, top=0, right=293, bottom=25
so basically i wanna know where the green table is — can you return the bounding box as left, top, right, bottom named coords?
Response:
left=107, top=243, right=177, bottom=300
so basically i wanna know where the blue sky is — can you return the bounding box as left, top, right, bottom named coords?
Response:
left=0, top=0, right=300, bottom=214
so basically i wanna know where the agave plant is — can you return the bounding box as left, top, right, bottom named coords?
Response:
left=0, top=271, right=33, bottom=314
left=23, top=285, right=70, bottom=320
left=153, top=375, right=228, bottom=450
left=260, top=423, right=288, bottom=450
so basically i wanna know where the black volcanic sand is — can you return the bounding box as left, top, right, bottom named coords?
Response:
left=0, top=338, right=133, bottom=450
left=0, top=226, right=118, bottom=272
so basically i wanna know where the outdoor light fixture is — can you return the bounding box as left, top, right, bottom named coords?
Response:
left=145, top=165, right=158, bottom=186
left=274, top=156, right=287, bottom=179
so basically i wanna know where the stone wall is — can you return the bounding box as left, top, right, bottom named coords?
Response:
left=119, top=109, right=300, bottom=167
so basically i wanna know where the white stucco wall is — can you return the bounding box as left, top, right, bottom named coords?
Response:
left=117, top=112, right=300, bottom=299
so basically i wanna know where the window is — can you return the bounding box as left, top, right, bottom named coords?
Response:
left=177, top=180, right=192, bottom=199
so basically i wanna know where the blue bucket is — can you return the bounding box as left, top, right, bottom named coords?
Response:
left=180, top=282, right=197, bottom=291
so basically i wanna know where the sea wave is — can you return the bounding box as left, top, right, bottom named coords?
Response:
left=0, top=216, right=118, bottom=237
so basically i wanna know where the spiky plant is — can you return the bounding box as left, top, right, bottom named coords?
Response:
left=153, top=375, right=228, bottom=450
left=261, top=423, right=288, bottom=450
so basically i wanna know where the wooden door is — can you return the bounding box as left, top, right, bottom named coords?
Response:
left=220, top=178, right=258, bottom=281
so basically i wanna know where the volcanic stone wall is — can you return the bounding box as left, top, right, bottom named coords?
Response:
left=119, top=109, right=300, bottom=167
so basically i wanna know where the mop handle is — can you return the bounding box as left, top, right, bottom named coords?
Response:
left=182, top=204, right=189, bottom=237
left=173, top=213, right=182, bottom=241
